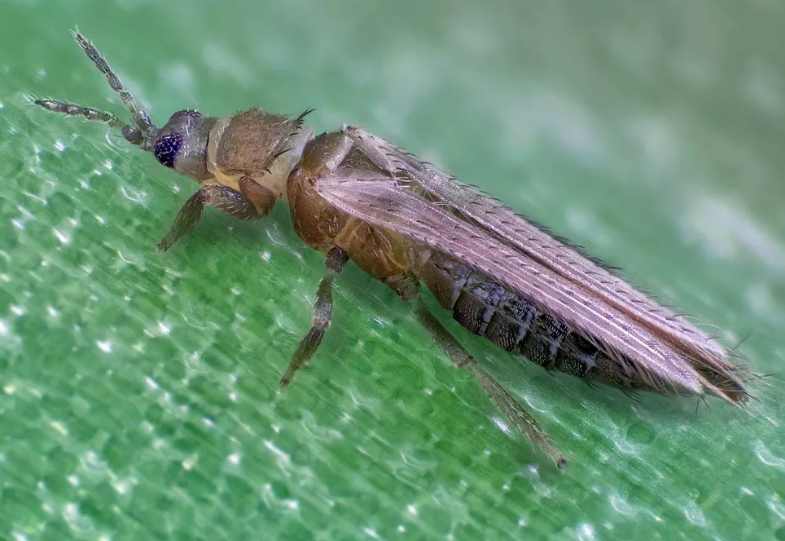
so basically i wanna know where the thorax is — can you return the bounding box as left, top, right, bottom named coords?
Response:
left=204, top=111, right=314, bottom=200
left=287, top=131, right=414, bottom=281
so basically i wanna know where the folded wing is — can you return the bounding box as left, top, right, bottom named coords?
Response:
left=338, top=128, right=745, bottom=401
left=319, top=170, right=729, bottom=397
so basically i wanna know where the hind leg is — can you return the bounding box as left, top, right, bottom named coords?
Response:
left=389, top=276, right=566, bottom=469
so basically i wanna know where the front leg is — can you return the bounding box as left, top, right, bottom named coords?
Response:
left=157, top=177, right=275, bottom=251
left=279, top=247, right=348, bottom=388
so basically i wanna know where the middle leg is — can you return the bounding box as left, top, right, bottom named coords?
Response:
left=279, top=247, right=348, bottom=388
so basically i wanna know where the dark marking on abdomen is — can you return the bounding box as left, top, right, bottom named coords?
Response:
left=416, top=252, right=655, bottom=391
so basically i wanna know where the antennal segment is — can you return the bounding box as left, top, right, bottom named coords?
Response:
left=34, top=99, right=145, bottom=145
left=35, top=100, right=121, bottom=125
left=71, top=31, right=156, bottom=143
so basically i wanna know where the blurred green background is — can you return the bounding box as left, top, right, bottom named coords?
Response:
left=1, top=0, right=784, bottom=539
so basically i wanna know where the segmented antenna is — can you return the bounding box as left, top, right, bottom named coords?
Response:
left=34, top=31, right=158, bottom=149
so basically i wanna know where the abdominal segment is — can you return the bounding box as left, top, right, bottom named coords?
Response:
left=416, top=252, right=662, bottom=392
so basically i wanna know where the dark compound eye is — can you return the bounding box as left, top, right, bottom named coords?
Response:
left=153, top=132, right=182, bottom=168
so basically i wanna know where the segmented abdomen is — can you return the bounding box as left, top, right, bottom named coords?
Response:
left=417, top=252, right=653, bottom=391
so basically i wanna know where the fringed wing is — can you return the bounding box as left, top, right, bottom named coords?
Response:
left=318, top=170, right=721, bottom=396
left=336, top=128, right=745, bottom=402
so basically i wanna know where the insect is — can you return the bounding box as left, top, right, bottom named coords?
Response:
left=35, top=32, right=748, bottom=468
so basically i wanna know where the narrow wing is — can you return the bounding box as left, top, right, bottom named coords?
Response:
left=346, top=129, right=732, bottom=370
left=316, top=133, right=746, bottom=401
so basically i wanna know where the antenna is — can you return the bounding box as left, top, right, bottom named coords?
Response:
left=34, top=31, right=158, bottom=149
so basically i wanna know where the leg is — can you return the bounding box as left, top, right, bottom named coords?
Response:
left=402, top=289, right=567, bottom=469
left=279, top=247, right=348, bottom=388
left=156, top=177, right=275, bottom=251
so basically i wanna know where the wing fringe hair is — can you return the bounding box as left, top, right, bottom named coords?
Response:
left=316, top=128, right=747, bottom=403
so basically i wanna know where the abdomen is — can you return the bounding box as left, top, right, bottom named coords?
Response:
left=416, top=252, right=661, bottom=392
